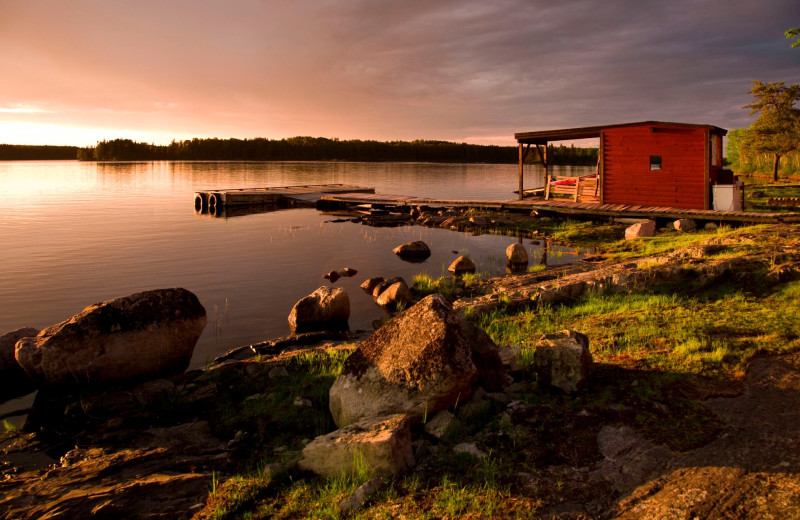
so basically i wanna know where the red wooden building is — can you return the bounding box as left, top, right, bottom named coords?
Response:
left=515, top=121, right=728, bottom=210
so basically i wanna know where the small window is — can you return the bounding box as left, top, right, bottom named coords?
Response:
left=650, top=155, right=662, bottom=171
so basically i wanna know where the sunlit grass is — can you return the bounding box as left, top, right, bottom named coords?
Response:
left=474, top=280, right=800, bottom=380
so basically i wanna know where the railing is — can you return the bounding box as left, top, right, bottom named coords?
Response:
left=545, top=175, right=600, bottom=203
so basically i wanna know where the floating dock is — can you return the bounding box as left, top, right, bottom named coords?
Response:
left=194, top=184, right=374, bottom=214
left=318, top=192, right=800, bottom=224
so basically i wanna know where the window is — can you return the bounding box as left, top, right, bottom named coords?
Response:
left=650, top=155, right=662, bottom=171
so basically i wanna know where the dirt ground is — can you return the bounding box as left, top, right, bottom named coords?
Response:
left=604, top=351, right=800, bottom=519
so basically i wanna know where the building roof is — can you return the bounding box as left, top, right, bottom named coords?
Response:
left=515, top=121, right=727, bottom=144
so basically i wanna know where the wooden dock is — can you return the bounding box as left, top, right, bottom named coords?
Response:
left=194, top=184, right=374, bottom=213
left=318, top=192, right=800, bottom=224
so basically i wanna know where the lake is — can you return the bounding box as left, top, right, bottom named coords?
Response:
left=0, top=160, right=592, bottom=371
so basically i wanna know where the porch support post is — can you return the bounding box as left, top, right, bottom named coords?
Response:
left=542, top=143, right=551, bottom=200
left=518, top=143, right=524, bottom=200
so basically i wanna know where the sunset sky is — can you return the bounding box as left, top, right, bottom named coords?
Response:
left=1, top=0, right=798, bottom=147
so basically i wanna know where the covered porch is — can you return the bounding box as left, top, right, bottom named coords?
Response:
left=514, top=124, right=604, bottom=202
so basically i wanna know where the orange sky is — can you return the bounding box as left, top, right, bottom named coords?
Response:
left=1, top=0, right=798, bottom=147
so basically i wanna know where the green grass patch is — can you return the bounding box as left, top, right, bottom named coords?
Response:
left=411, top=273, right=459, bottom=298
left=475, top=279, right=800, bottom=381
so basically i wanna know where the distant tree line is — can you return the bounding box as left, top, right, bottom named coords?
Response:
left=76, top=137, right=598, bottom=165
left=0, top=144, right=79, bottom=160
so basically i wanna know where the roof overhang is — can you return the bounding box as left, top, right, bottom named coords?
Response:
left=515, top=121, right=728, bottom=144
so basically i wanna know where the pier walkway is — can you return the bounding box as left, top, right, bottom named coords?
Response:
left=318, top=192, right=800, bottom=224
left=194, top=184, right=374, bottom=213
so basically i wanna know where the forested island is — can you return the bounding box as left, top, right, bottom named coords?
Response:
left=0, top=144, right=80, bottom=161
left=0, top=137, right=599, bottom=165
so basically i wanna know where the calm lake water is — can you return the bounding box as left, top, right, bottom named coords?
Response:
left=0, top=160, right=592, bottom=372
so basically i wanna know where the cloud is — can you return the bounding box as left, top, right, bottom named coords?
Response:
left=0, top=0, right=798, bottom=145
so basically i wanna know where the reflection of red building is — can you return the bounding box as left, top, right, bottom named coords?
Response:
left=515, top=121, right=728, bottom=210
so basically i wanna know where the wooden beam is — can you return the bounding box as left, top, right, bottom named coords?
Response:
left=540, top=144, right=552, bottom=200
left=518, top=143, right=524, bottom=200
left=704, top=130, right=710, bottom=210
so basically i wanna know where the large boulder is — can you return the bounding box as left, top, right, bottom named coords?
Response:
left=392, top=241, right=431, bottom=261
left=329, top=294, right=501, bottom=428
left=0, top=327, right=39, bottom=398
left=15, top=289, right=206, bottom=387
left=288, top=286, right=350, bottom=334
left=298, top=414, right=415, bottom=478
left=533, top=330, right=593, bottom=393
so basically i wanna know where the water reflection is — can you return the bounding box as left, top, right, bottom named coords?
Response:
left=0, top=160, right=594, bottom=377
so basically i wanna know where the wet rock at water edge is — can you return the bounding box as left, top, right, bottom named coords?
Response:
left=375, top=281, right=413, bottom=312
left=372, top=276, right=406, bottom=299
left=15, top=288, right=206, bottom=387
left=288, top=286, right=350, bottom=334
left=360, top=277, right=384, bottom=294
left=0, top=327, right=40, bottom=399
left=448, top=255, right=476, bottom=275
left=392, top=241, right=431, bottom=261
left=506, top=243, right=528, bottom=272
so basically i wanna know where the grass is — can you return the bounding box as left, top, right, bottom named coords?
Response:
left=474, top=278, right=800, bottom=381
left=740, top=182, right=800, bottom=213
left=411, top=273, right=459, bottom=298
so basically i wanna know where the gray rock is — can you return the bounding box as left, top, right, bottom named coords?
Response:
left=132, top=379, right=176, bottom=408
left=453, top=442, right=485, bottom=459
left=533, top=330, right=593, bottom=393
left=424, top=410, right=459, bottom=440
left=288, top=286, right=350, bottom=334
left=15, top=289, right=206, bottom=387
left=592, top=425, right=673, bottom=493
left=293, top=396, right=312, bottom=407
left=498, top=344, right=523, bottom=370
left=329, top=295, right=480, bottom=428
left=268, top=366, right=289, bottom=378
left=625, top=220, right=656, bottom=239
left=673, top=218, right=697, bottom=232
left=298, top=414, right=415, bottom=478
left=338, top=477, right=384, bottom=513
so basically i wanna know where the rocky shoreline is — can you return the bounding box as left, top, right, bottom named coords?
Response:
left=2, top=217, right=800, bottom=519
